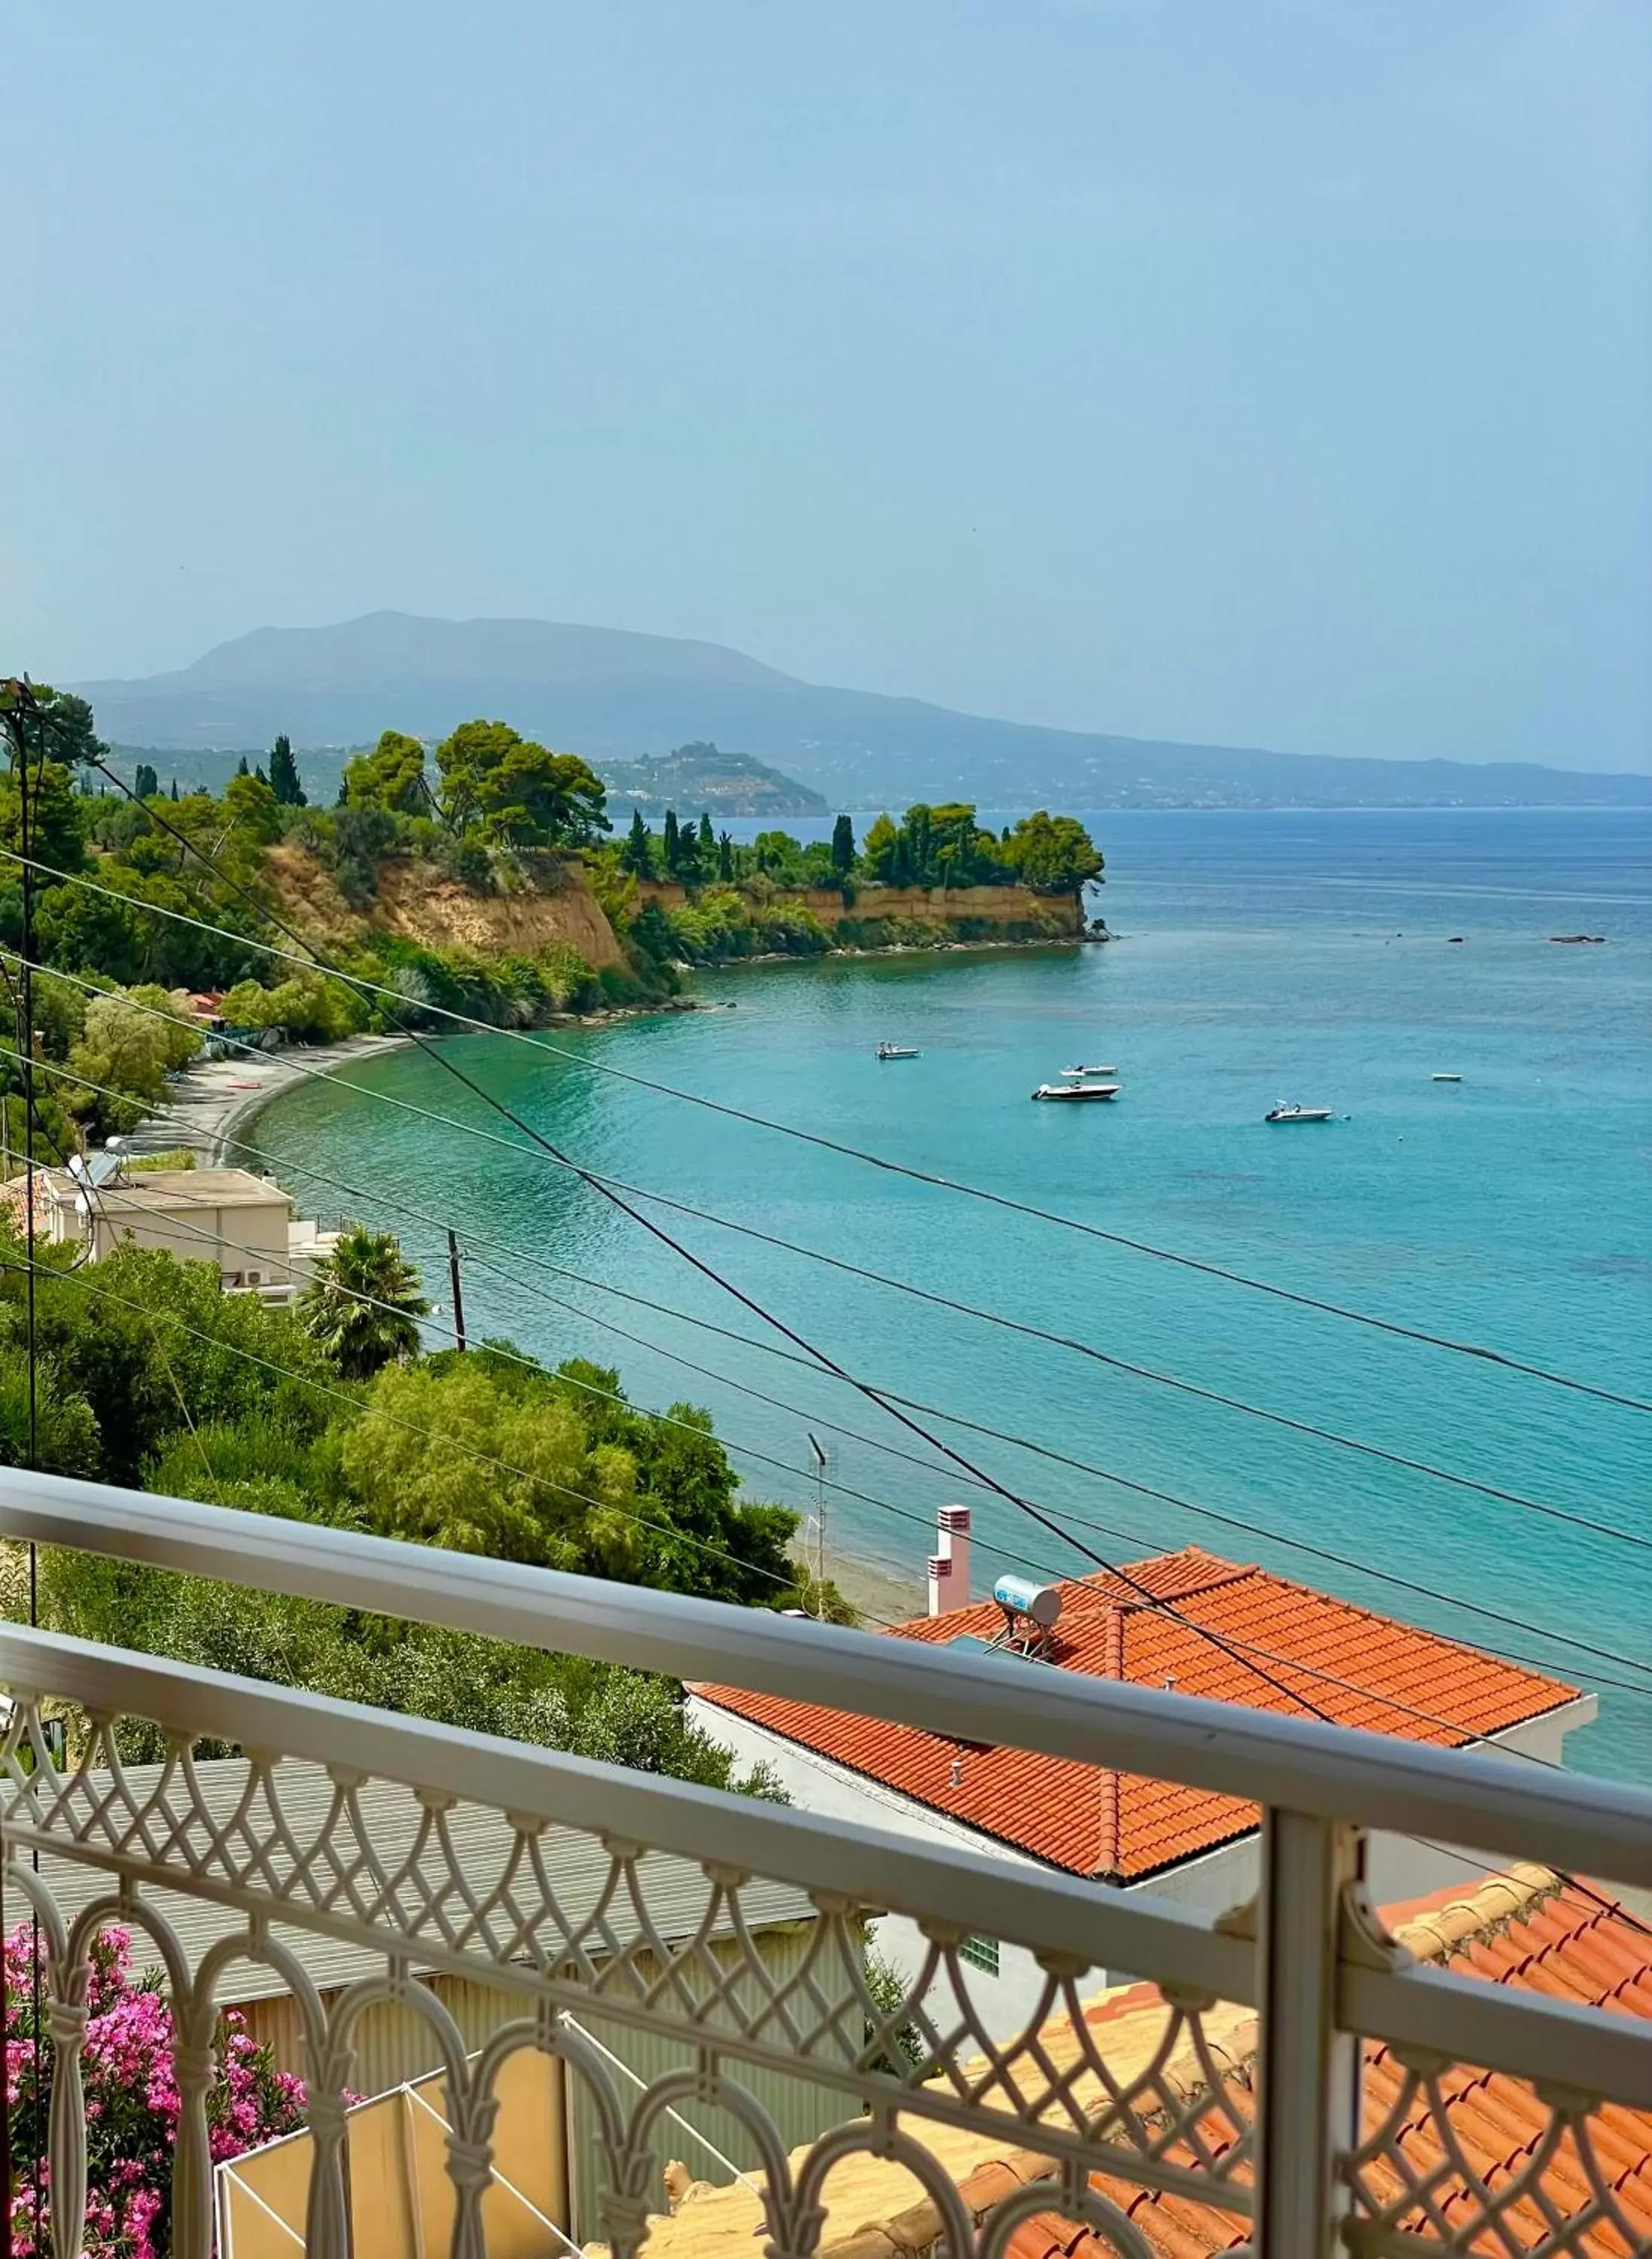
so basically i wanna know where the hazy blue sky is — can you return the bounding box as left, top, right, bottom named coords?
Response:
left=7, top=2, right=1649, bottom=768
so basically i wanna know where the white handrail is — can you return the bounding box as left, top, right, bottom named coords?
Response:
left=0, top=1623, right=1250, bottom=1995
left=2, top=1467, right=1647, bottom=1886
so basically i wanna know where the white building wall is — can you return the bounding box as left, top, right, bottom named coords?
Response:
left=688, top=1692, right=1599, bottom=2043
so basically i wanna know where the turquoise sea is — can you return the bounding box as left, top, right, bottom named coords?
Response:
left=257, top=810, right=1652, bottom=1782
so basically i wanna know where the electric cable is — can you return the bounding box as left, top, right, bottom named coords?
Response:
left=8, top=1240, right=1630, bottom=1761
left=0, top=1248, right=868, bottom=1618
left=10, top=947, right=1644, bottom=1560
left=18, top=753, right=1647, bottom=1783
left=16, top=834, right=1646, bottom=1417
left=13, top=721, right=1652, bottom=2077
left=12, top=1041, right=1650, bottom=1692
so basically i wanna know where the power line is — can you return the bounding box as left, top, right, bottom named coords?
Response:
left=0, top=1247, right=859, bottom=1617
left=9, top=1242, right=1628, bottom=1765
left=15, top=730, right=1650, bottom=1947
left=11, top=837, right=1647, bottom=1419
left=0, top=1134, right=959, bottom=1561
left=14, top=1041, right=1651, bottom=1693
left=11, top=1259, right=1645, bottom=1948
left=18, top=758, right=1644, bottom=1765
left=11, top=948, right=1645, bottom=1560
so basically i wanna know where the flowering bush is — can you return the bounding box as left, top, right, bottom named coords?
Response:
left=5, top=1922, right=308, bottom=2259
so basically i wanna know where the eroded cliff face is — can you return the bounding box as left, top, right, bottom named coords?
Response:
left=813, top=882, right=1084, bottom=937
left=636, top=877, right=1083, bottom=937
left=263, top=848, right=630, bottom=968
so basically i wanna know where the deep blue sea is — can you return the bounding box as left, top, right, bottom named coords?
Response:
left=258, top=810, right=1652, bottom=1782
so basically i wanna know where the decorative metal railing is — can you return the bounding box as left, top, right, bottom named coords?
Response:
left=0, top=1468, right=1647, bottom=2259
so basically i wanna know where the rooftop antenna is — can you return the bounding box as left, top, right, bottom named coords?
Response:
left=807, top=1431, right=828, bottom=1614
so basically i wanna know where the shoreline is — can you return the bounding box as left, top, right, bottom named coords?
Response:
left=122, top=925, right=1108, bottom=1169
left=121, top=1034, right=412, bottom=1169
left=803, top=1543, right=924, bottom=1624
left=698, top=927, right=1108, bottom=973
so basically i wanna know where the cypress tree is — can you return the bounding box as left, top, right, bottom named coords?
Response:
left=169, top=779, right=179, bottom=800
left=269, top=733, right=306, bottom=806
left=718, top=831, right=735, bottom=881
left=235, top=755, right=250, bottom=778
left=831, top=812, right=855, bottom=875
left=134, top=762, right=158, bottom=800
left=621, top=806, right=652, bottom=876
left=697, top=811, right=715, bottom=858
left=662, top=808, right=681, bottom=874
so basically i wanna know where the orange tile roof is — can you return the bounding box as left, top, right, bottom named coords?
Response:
left=697, top=1549, right=1578, bottom=1879
left=997, top=1868, right=1652, bottom=2259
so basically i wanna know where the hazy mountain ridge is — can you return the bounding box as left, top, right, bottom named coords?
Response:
left=77, top=612, right=1652, bottom=810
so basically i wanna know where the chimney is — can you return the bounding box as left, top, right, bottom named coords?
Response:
left=936, top=1504, right=972, bottom=1605
left=927, top=1553, right=952, bottom=1617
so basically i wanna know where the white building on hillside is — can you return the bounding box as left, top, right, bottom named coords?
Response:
left=35, top=1160, right=340, bottom=1306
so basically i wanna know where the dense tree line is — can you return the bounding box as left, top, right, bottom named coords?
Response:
left=613, top=800, right=1102, bottom=900
left=0, top=1221, right=847, bottom=1784
left=0, top=682, right=1102, bottom=1144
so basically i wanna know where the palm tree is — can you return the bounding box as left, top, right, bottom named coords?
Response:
left=300, top=1225, right=430, bottom=1380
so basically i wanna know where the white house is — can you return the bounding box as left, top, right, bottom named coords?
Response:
left=688, top=1517, right=1596, bottom=2043
left=37, top=1160, right=340, bottom=1306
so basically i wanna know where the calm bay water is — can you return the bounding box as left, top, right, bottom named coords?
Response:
left=259, top=810, right=1652, bottom=1781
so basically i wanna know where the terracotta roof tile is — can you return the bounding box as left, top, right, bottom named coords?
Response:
left=994, top=1870, right=1652, bottom=2259
left=698, top=1550, right=1578, bottom=1879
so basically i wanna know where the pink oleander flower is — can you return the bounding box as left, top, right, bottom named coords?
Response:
left=5, top=1920, right=309, bottom=2256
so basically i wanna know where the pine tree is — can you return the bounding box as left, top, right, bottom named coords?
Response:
left=718, top=831, right=734, bottom=881
left=831, top=812, right=856, bottom=876
left=620, top=806, right=653, bottom=876
left=268, top=733, right=306, bottom=806
left=661, top=808, right=681, bottom=874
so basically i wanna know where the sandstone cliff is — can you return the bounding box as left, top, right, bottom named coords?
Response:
left=263, top=847, right=630, bottom=969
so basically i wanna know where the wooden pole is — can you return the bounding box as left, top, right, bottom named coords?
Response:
left=447, top=1229, right=468, bottom=1352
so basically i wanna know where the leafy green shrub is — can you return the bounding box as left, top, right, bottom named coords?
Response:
left=434, top=835, right=495, bottom=892
left=537, top=943, right=602, bottom=1013
left=218, top=971, right=365, bottom=1044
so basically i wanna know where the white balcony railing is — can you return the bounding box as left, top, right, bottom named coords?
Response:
left=0, top=1466, right=1648, bottom=2259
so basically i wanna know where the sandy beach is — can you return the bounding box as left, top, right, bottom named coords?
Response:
left=119, top=1034, right=409, bottom=1170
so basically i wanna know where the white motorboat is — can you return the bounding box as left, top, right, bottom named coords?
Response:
left=1264, top=1102, right=1335, bottom=1123
left=1032, top=1081, right=1120, bottom=1102
left=875, top=1043, right=921, bottom=1061
left=1061, top=1063, right=1118, bottom=1078
left=1431, top=1072, right=1463, bottom=1083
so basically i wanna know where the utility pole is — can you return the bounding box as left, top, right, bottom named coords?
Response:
left=808, top=1432, right=828, bottom=1614
left=447, top=1228, right=468, bottom=1352
left=0, top=677, right=46, bottom=2259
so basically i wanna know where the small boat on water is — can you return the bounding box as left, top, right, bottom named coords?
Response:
left=875, top=1042, right=921, bottom=1061
left=1432, top=1072, right=1463, bottom=1083
left=1265, top=1102, right=1334, bottom=1123
left=1032, top=1081, right=1120, bottom=1102
left=1061, top=1063, right=1118, bottom=1078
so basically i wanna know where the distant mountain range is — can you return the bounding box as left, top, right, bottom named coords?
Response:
left=75, top=612, right=1652, bottom=811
